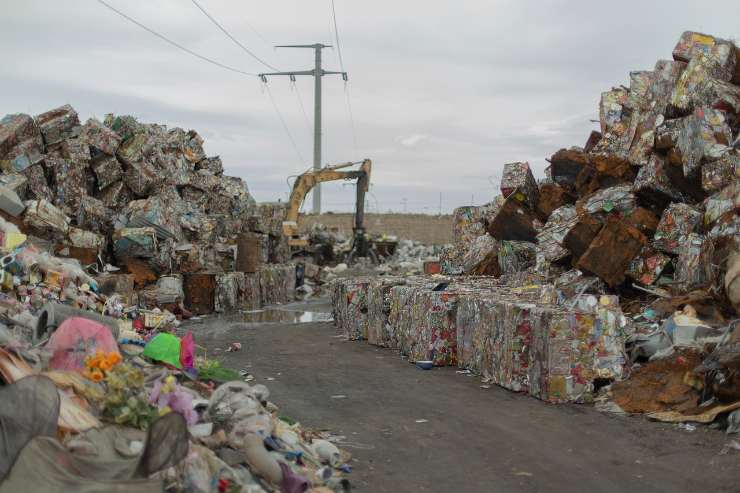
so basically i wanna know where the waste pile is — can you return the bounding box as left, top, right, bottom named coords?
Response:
left=375, top=239, right=446, bottom=276
left=0, top=315, right=352, bottom=491
left=332, top=32, right=740, bottom=431
left=0, top=104, right=297, bottom=315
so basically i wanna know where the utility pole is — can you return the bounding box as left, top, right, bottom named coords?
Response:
left=259, top=44, right=346, bottom=214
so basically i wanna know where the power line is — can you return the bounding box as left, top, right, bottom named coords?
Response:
left=189, top=0, right=280, bottom=72
left=329, top=0, right=359, bottom=154
left=263, top=82, right=305, bottom=166
left=329, top=0, right=346, bottom=72
left=96, top=0, right=256, bottom=77
left=291, top=80, right=313, bottom=136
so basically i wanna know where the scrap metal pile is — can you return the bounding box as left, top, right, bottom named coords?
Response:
left=0, top=104, right=297, bottom=316
left=0, top=106, right=353, bottom=490
left=332, top=32, right=740, bottom=428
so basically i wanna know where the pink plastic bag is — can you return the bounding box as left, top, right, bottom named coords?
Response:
left=179, top=331, right=195, bottom=370
left=47, top=317, right=119, bottom=371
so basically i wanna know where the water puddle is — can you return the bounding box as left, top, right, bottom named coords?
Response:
left=239, top=309, right=333, bottom=324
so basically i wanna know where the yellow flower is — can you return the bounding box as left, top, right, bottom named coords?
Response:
left=107, top=352, right=122, bottom=366
left=99, top=359, right=112, bottom=372
left=90, top=369, right=104, bottom=382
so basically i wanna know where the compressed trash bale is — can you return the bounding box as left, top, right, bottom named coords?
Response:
left=458, top=296, right=628, bottom=402
left=675, top=233, right=709, bottom=292
left=0, top=113, right=44, bottom=172
left=215, top=272, right=242, bottom=313
left=268, top=234, right=290, bottom=264
left=92, top=155, right=124, bottom=190
left=578, top=153, right=635, bottom=196
left=703, top=183, right=738, bottom=230
left=407, top=290, right=460, bottom=366
left=366, top=277, right=405, bottom=346
left=43, top=155, right=86, bottom=215
left=34, top=104, right=80, bottom=147
left=486, top=192, right=539, bottom=242
left=576, top=219, right=646, bottom=287
left=0, top=183, right=25, bottom=218
left=453, top=206, right=486, bottom=246
left=536, top=205, right=577, bottom=263
left=599, top=87, right=629, bottom=135
left=673, top=108, right=733, bottom=179
left=124, top=159, right=161, bottom=197
left=125, top=196, right=183, bottom=241
left=500, top=162, right=538, bottom=209
left=81, top=118, right=121, bottom=156
left=95, top=273, right=135, bottom=304
left=19, top=164, right=52, bottom=201
left=627, top=246, right=672, bottom=286
left=0, top=173, right=28, bottom=197
left=258, top=264, right=295, bottom=306
left=497, top=241, right=537, bottom=277
left=439, top=245, right=464, bottom=275
left=99, top=181, right=134, bottom=211
left=455, top=294, right=500, bottom=375
left=76, top=195, right=112, bottom=235
left=627, top=60, right=688, bottom=167
left=632, top=154, right=687, bottom=207
left=113, top=227, right=157, bottom=259
left=702, top=151, right=739, bottom=194
left=461, top=235, right=500, bottom=276
left=22, top=199, right=70, bottom=238
left=671, top=52, right=737, bottom=115
left=67, top=226, right=105, bottom=251
left=653, top=203, right=702, bottom=254
left=672, top=31, right=737, bottom=68
left=576, top=184, right=637, bottom=218
left=338, top=279, right=371, bottom=340
left=563, top=214, right=603, bottom=264
left=195, top=156, right=223, bottom=175
left=239, top=272, right=261, bottom=311
left=549, top=148, right=589, bottom=189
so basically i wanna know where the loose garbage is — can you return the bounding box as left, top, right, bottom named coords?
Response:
left=331, top=31, right=740, bottom=432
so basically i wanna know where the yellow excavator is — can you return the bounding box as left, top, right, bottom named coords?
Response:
left=282, top=159, right=376, bottom=263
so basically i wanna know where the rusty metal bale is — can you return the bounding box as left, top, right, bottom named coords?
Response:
left=536, top=182, right=575, bottom=220
left=184, top=273, right=216, bottom=315
left=563, top=214, right=603, bottom=265
left=576, top=219, right=646, bottom=287
left=549, top=148, right=589, bottom=189
left=486, top=191, right=539, bottom=242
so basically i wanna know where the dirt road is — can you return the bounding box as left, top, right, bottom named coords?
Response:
left=186, top=303, right=739, bottom=493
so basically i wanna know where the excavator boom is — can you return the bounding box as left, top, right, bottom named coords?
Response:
left=282, top=159, right=372, bottom=242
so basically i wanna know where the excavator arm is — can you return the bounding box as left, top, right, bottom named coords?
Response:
left=282, top=159, right=372, bottom=243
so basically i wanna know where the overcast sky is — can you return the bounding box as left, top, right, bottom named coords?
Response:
left=2, top=1, right=739, bottom=213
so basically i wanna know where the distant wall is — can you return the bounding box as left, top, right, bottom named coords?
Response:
left=297, top=213, right=453, bottom=245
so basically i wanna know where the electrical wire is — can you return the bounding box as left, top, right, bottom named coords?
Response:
left=264, top=82, right=306, bottom=166
left=189, top=0, right=280, bottom=72
left=291, top=81, right=313, bottom=136
left=96, top=0, right=256, bottom=77
left=329, top=0, right=359, bottom=154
